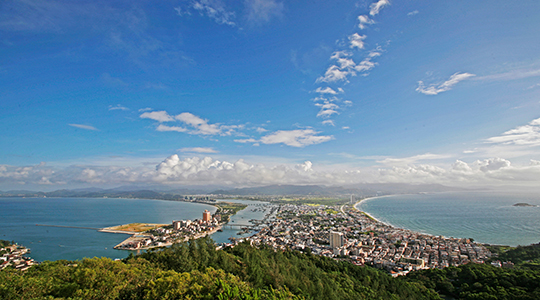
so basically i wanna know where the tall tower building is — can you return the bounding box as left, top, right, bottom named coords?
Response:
left=329, top=231, right=344, bottom=248
left=202, top=210, right=212, bottom=222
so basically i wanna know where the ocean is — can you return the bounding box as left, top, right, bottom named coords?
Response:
left=0, top=197, right=269, bottom=262
left=357, top=191, right=540, bottom=247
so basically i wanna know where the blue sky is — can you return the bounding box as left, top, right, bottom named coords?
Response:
left=1, top=0, right=540, bottom=190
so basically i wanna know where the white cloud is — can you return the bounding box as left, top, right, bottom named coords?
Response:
left=260, top=129, right=334, bottom=147
left=140, top=111, right=175, bottom=122
left=141, top=110, right=243, bottom=136
left=3, top=153, right=540, bottom=189
left=407, top=10, right=419, bottom=16
left=296, top=161, right=313, bottom=172
left=476, top=68, right=540, bottom=82
left=317, top=65, right=350, bottom=83
left=315, top=87, right=339, bottom=94
left=176, top=112, right=222, bottom=135
left=349, top=33, right=367, bottom=49
left=357, top=15, right=374, bottom=29
left=156, top=124, right=188, bottom=133
left=486, top=117, right=540, bottom=146
left=234, top=138, right=258, bottom=143
left=108, top=104, right=129, bottom=111
left=369, top=0, right=390, bottom=16
left=378, top=153, right=452, bottom=166
left=69, top=124, right=98, bottom=131
left=416, top=72, right=475, bottom=95
left=245, top=0, right=284, bottom=25
left=179, top=0, right=236, bottom=26
left=475, top=157, right=511, bottom=172
left=322, top=120, right=335, bottom=126
left=179, top=147, right=218, bottom=153
left=315, top=102, right=340, bottom=118
left=354, top=56, right=377, bottom=72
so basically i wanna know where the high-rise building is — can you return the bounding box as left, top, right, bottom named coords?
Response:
left=329, top=231, right=344, bottom=248
left=202, top=209, right=212, bottom=222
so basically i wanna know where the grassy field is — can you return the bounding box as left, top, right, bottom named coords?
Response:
left=105, top=223, right=167, bottom=233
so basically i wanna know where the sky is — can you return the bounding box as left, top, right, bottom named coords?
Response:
left=1, top=0, right=540, bottom=191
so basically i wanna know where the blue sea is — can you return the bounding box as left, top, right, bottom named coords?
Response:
left=0, top=197, right=269, bottom=262
left=357, top=191, right=540, bottom=247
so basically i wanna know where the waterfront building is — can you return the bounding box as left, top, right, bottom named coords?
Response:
left=203, top=210, right=212, bottom=222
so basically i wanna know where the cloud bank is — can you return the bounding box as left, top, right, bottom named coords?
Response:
left=3, top=155, right=540, bottom=190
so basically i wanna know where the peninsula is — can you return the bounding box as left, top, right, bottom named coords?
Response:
left=107, top=202, right=247, bottom=250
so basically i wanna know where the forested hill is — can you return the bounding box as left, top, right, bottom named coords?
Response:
left=2, top=238, right=540, bottom=299
left=1, top=238, right=438, bottom=300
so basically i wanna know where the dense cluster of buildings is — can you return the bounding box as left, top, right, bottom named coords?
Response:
left=247, top=203, right=492, bottom=276
left=115, top=210, right=221, bottom=250
left=1, top=244, right=37, bottom=271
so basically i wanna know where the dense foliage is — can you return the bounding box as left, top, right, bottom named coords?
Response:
left=405, top=263, right=540, bottom=300
left=4, top=237, right=540, bottom=299
left=0, top=240, right=13, bottom=248
left=489, top=243, right=540, bottom=269
left=1, top=237, right=438, bottom=299
left=137, top=238, right=437, bottom=300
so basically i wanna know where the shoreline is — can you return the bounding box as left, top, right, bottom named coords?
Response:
left=353, top=194, right=455, bottom=241
left=353, top=192, right=540, bottom=246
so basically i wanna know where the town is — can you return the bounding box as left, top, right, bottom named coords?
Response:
left=113, top=201, right=247, bottom=250
left=0, top=241, right=37, bottom=271
left=245, top=203, right=493, bottom=276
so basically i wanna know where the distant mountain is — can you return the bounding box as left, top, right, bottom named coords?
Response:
left=0, top=183, right=466, bottom=200
left=211, top=183, right=465, bottom=196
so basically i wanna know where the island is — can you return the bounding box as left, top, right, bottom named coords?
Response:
left=513, top=202, right=538, bottom=207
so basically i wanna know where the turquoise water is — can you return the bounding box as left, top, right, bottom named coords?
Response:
left=0, top=197, right=217, bottom=261
left=357, top=192, right=540, bottom=246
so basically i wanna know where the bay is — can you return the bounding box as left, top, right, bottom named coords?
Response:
left=0, top=197, right=217, bottom=262
left=357, top=191, right=540, bottom=247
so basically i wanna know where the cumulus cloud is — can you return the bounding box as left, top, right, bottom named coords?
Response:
left=153, top=155, right=318, bottom=185
left=179, top=147, right=218, bottom=153
left=349, top=33, right=366, bottom=49
left=416, top=72, right=475, bottom=95
left=260, top=129, right=334, bottom=147
left=369, top=0, right=390, bottom=16
left=245, top=0, right=284, bottom=25
left=407, top=10, right=419, bottom=16
left=357, top=15, right=374, bottom=29
left=69, top=124, right=99, bottom=131
left=2, top=154, right=540, bottom=189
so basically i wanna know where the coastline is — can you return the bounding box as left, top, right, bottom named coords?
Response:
left=353, top=195, right=398, bottom=228
left=353, top=194, right=450, bottom=239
